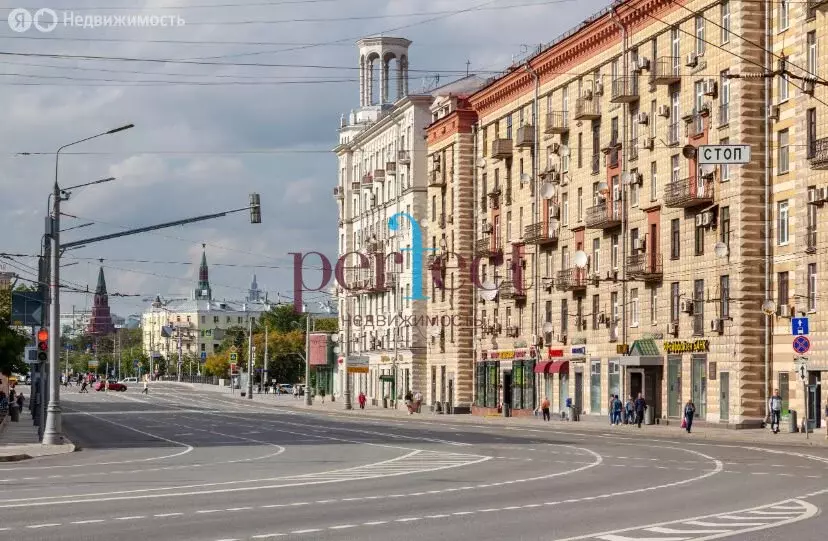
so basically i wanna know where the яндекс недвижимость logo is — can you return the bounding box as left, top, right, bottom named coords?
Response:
left=290, top=213, right=524, bottom=313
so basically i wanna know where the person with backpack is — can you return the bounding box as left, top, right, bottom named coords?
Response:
left=625, top=395, right=635, bottom=424
left=634, top=393, right=647, bottom=428
left=768, top=389, right=783, bottom=434
left=683, top=399, right=696, bottom=433
left=612, top=395, right=623, bottom=425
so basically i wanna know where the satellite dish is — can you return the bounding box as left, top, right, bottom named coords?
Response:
left=540, top=183, right=556, bottom=199
left=761, top=300, right=776, bottom=316
left=682, top=144, right=697, bottom=159
left=573, top=251, right=589, bottom=269
left=700, top=163, right=716, bottom=176
left=560, top=145, right=571, bottom=157
left=330, top=334, right=340, bottom=343
left=597, top=181, right=609, bottom=194
left=332, top=346, right=340, bottom=355
left=542, top=322, right=554, bottom=334
left=520, top=173, right=531, bottom=185
left=714, top=241, right=729, bottom=259
left=478, top=281, right=498, bottom=301
left=476, top=157, right=487, bottom=168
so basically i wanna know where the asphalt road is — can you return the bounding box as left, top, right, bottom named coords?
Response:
left=1, top=385, right=827, bottom=541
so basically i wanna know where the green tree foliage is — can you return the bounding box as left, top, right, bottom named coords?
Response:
left=0, top=323, right=28, bottom=376
left=204, top=353, right=229, bottom=377
left=260, top=303, right=306, bottom=333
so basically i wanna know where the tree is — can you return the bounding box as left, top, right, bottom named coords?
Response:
left=0, top=323, right=28, bottom=376
left=204, top=353, right=230, bottom=377
left=260, top=304, right=306, bottom=333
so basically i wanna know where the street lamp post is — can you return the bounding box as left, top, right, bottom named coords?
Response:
left=43, top=123, right=133, bottom=445
left=247, top=314, right=254, bottom=399
left=305, top=309, right=312, bottom=406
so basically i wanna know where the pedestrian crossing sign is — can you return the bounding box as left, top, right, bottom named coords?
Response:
left=229, top=352, right=238, bottom=362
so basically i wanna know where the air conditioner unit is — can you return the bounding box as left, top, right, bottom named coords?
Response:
left=710, top=319, right=724, bottom=333
left=584, top=89, right=594, bottom=100
left=680, top=299, right=694, bottom=314
left=701, top=211, right=713, bottom=227
left=703, top=79, right=718, bottom=97
left=633, top=172, right=644, bottom=185
left=695, top=213, right=704, bottom=227
left=598, top=313, right=606, bottom=324
left=668, top=322, right=679, bottom=336
left=808, top=189, right=820, bottom=204
left=658, top=105, right=670, bottom=118
left=768, top=105, right=780, bottom=120
left=777, top=304, right=791, bottom=318
left=549, top=172, right=562, bottom=183
left=632, top=238, right=645, bottom=252
left=549, top=204, right=561, bottom=218
left=612, top=187, right=621, bottom=201
left=637, top=57, right=651, bottom=71
left=595, top=81, right=604, bottom=96
left=637, top=112, right=649, bottom=125
left=560, top=174, right=570, bottom=186
left=803, top=79, right=816, bottom=95
left=447, top=215, right=454, bottom=224
left=483, top=223, right=493, bottom=233
left=685, top=53, right=698, bottom=67
left=551, top=142, right=561, bottom=154
left=641, top=137, right=654, bottom=151
left=818, top=187, right=828, bottom=202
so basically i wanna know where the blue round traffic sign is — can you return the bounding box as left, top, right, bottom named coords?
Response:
left=793, top=335, right=810, bottom=354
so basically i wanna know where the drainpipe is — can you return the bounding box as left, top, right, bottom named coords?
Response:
left=763, top=0, right=771, bottom=424
left=524, top=62, right=541, bottom=388
left=472, top=122, right=479, bottom=409
left=611, top=5, right=629, bottom=405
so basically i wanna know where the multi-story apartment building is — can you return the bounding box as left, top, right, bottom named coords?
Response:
left=427, top=0, right=793, bottom=428
left=771, top=0, right=828, bottom=430
left=333, top=36, right=431, bottom=405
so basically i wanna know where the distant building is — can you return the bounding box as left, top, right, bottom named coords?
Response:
left=87, top=267, right=115, bottom=336
left=60, top=309, right=92, bottom=339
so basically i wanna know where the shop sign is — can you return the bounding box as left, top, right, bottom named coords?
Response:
left=571, top=346, right=586, bottom=356
left=486, top=349, right=529, bottom=360
left=616, top=344, right=630, bottom=355
left=709, top=362, right=717, bottom=379
left=548, top=348, right=565, bottom=358
left=663, top=339, right=710, bottom=354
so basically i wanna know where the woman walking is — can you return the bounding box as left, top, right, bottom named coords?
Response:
left=683, top=399, right=696, bottom=433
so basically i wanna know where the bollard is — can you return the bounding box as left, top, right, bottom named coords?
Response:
left=9, top=404, right=20, bottom=422
left=788, top=410, right=798, bottom=433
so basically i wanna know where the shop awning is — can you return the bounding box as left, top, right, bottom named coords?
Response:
left=619, top=338, right=662, bottom=367
left=534, top=360, right=569, bottom=374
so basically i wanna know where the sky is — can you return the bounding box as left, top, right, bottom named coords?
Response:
left=0, top=0, right=609, bottom=318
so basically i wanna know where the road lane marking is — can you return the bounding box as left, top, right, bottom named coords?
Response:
left=363, top=521, right=387, bottom=525
left=154, top=513, right=184, bottom=517
left=27, top=523, right=61, bottom=528
left=115, top=516, right=145, bottom=520
left=252, top=535, right=285, bottom=539
left=328, top=525, right=356, bottom=529
left=71, top=520, right=104, bottom=524
left=197, top=510, right=222, bottom=514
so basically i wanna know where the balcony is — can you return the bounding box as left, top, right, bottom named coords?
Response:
left=351, top=179, right=361, bottom=190
left=545, top=111, right=569, bottom=134
left=475, top=237, right=501, bottom=258
left=610, top=76, right=639, bottom=103
left=806, top=226, right=817, bottom=253
left=397, top=150, right=411, bottom=165
left=362, top=173, right=373, bottom=187
left=574, top=97, right=601, bottom=120
left=429, top=169, right=446, bottom=187
left=491, top=138, right=513, bottom=159
left=523, top=221, right=560, bottom=245
left=373, top=169, right=386, bottom=182
left=365, top=240, right=381, bottom=253
left=667, top=121, right=680, bottom=145
left=386, top=161, right=397, bottom=176
left=488, top=187, right=501, bottom=209
left=664, top=177, right=713, bottom=208
left=808, top=0, right=827, bottom=9
left=809, top=137, right=828, bottom=169
left=515, top=125, right=535, bottom=148
left=555, top=268, right=588, bottom=291
left=585, top=200, right=621, bottom=229
left=333, top=186, right=344, bottom=199
left=650, top=56, right=681, bottom=85
left=499, top=282, right=527, bottom=301
left=627, top=252, right=663, bottom=282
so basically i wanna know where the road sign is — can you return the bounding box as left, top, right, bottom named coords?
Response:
left=201, top=351, right=207, bottom=359
left=346, top=355, right=369, bottom=374
left=698, top=144, right=751, bottom=164
left=229, top=352, right=238, bottom=362
left=792, top=317, right=809, bottom=335
left=793, top=335, right=810, bottom=355
left=11, top=291, right=43, bottom=327
left=796, top=357, right=808, bottom=382
left=88, top=359, right=99, bottom=369
left=133, top=359, right=139, bottom=368
left=230, top=363, right=238, bottom=374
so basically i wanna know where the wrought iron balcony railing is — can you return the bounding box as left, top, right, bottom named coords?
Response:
left=664, top=177, right=713, bottom=208
left=626, top=252, right=663, bottom=281
left=555, top=268, right=588, bottom=291
left=523, top=221, right=560, bottom=245
left=809, top=137, right=828, bottom=169
left=585, top=200, right=621, bottom=229
left=610, top=76, right=640, bottom=103
left=650, top=56, right=681, bottom=85
left=574, top=97, right=601, bottom=120
left=545, top=111, right=569, bottom=134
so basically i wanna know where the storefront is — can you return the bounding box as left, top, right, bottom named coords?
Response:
left=535, top=359, right=569, bottom=412
left=663, top=339, right=709, bottom=422
left=619, top=339, right=664, bottom=421
left=473, top=348, right=535, bottom=416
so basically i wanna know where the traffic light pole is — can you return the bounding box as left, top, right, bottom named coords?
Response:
left=42, top=182, right=63, bottom=445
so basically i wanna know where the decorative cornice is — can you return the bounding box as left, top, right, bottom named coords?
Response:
left=427, top=108, right=478, bottom=148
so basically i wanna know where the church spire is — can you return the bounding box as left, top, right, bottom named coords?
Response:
left=88, top=261, right=115, bottom=336
left=195, top=244, right=212, bottom=301
left=95, top=265, right=108, bottom=295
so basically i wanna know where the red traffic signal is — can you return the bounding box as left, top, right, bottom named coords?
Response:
left=38, top=341, right=48, bottom=351
left=37, top=328, right=49, bottom=361
left=37, top=328, right=49, bottom=342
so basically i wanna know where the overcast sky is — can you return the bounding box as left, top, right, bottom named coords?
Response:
left=0, top=0, right=608, bottom=318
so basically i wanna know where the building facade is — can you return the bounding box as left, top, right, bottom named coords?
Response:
left=333, top=36, right=432, bottom=406
left=87, top=267, right=116, bottom=337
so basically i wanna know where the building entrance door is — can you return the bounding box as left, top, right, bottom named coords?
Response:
left=691, top=355, right=707, bottom=418
left=720, top=372, right=730, bottom=422
left=558, top=373, right=568, bottom=412
left=629, top=370, right=643, bottom=399
left=503, top=371, right=513, bottom=417
left=807, top=372, right=821, bottom=429
left=667, top=356, right=681, bottom=418
left=574, top=372, right=584, bottom=416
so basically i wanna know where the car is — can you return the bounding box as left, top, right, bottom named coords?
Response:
left=95, top=380, right=127, bottom=392
left=278, top=384, right=293, bottom=395
left=120, top=377, right=138, bottom=384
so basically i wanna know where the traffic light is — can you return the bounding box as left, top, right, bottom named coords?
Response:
left=37, top=328, right=49, bottom=362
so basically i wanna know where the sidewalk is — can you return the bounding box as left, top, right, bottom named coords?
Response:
left=0, top=406, right=75, bottom=462
left=166, top=381, right=828, bottom=449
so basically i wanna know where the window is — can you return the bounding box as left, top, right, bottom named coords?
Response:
left=577, top=132, right=583, bottom=168
left=807, top=108, right=817, bottom=159
left=671, top=154, right=680, bottom=183
left=611, top=234, right=619, bottom=269
left=577, top=187, right=583, bottom=221
left=562, top=192, right=569, bottom=225
left=779, top=0, right=789, bottom=31
left=807, top=32, right=817, bottom=76
left=592, top=121, right=601, bottom=174
left=720, top=137, right=730, bottom=181
left=650, top=161, right=658, bottom=201
left=778, top=130, right=789, bottom=173
left=592, top=238, right=600, bottom=274
left=778, top=271, right=789, bottom=307
left=562, top=85, right=569, bottom=113
left=720, top=70, right=730, bottom=125
left=670, top=219, right=680, bottom=259
left=777, top=200, right=789, bottom=245
left=506, top=211, right=512, bottom=241
left=720, top=275, right=730, bottom=319
left=561, top=298, right=568, bottom=336
left=695, top=222, right=704, bottom=255
left=431, top=195, right=437, bottom=221
left=650, top=99, right=657, bottom=138
left=631, top=288, right=639, bottom=326
left=562, top=133, right=570, bottom=172
left=779, top=73, right=789, bottom=102
left=671, top=282, right=680, bottom=322
left=693, top=279, right=704, bottom=335
left=721, top=206, right=730, bottom=249
left=650, top=288, right=658, bottom=325
left=630, top=168, right=639, bottom=207
left=611, top=292, right=619, bottom=326
left=506, top=115, right=512, bottom=139
left=671, top=27, right=680, bottom=66
left=695, top=15, right=705, bottom=55
left=721, top=1, right=730, bottom=43
left=670, top=90, right=680, bottom=143
left=630, top=228, right=639, bottom=256
left=592, top=294, right=600, bottom=330
left=808, top=263, right=817, bottom=311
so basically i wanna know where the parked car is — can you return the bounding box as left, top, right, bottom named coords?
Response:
left=120, top=377, right=138, bottom=384
left=95, top=380, right=127, bottom=392
left=278, top=384, right=293, bottom=395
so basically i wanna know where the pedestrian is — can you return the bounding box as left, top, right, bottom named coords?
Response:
left=293, top=386, right=299, bottom=400
left=16, top=393, right=24, bottom=410
left=142, top=377, right=149, bottom=395
left=683, top=399, right=696, bottom=433
left=625, top=395, right=634, bottom=424
left=80, top=380, right=88, bottom=393
left=540, top=396, right=551, bottom=421
left=414, top=390, right=423, bottom=413
left=612, top=395, right=623, bottom=425
left=358, top=391, right=366, bottom=409
left=565, top=396, right=573, bottom=421
left=768, top=389, right=782, bottom=434
left=404, top=390, right=414, bottom=414
left=634, top=393, right=647, bottom=428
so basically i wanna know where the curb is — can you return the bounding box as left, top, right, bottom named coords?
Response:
left=0, top=453, right=31, bottom=462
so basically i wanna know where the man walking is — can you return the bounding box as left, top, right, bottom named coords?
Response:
left=142, top=376, right=149, bottom=395
left=540, top=397, right=551, bottom=421
left=768, top=389, right=782, bottom=434
left=634, top=393, right=647, bottom=428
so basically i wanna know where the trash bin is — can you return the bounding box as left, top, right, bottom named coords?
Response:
left=443, top=401, right=451, bottom=415
left=502, top=404, right=511, bottom=418
left=645, top=406, right=655, bottom=425
left=788, top=410, right=798, bottom=433
left=382, top=397, right=388, bottom=408
left=9, top=404, right=19, bottom=422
